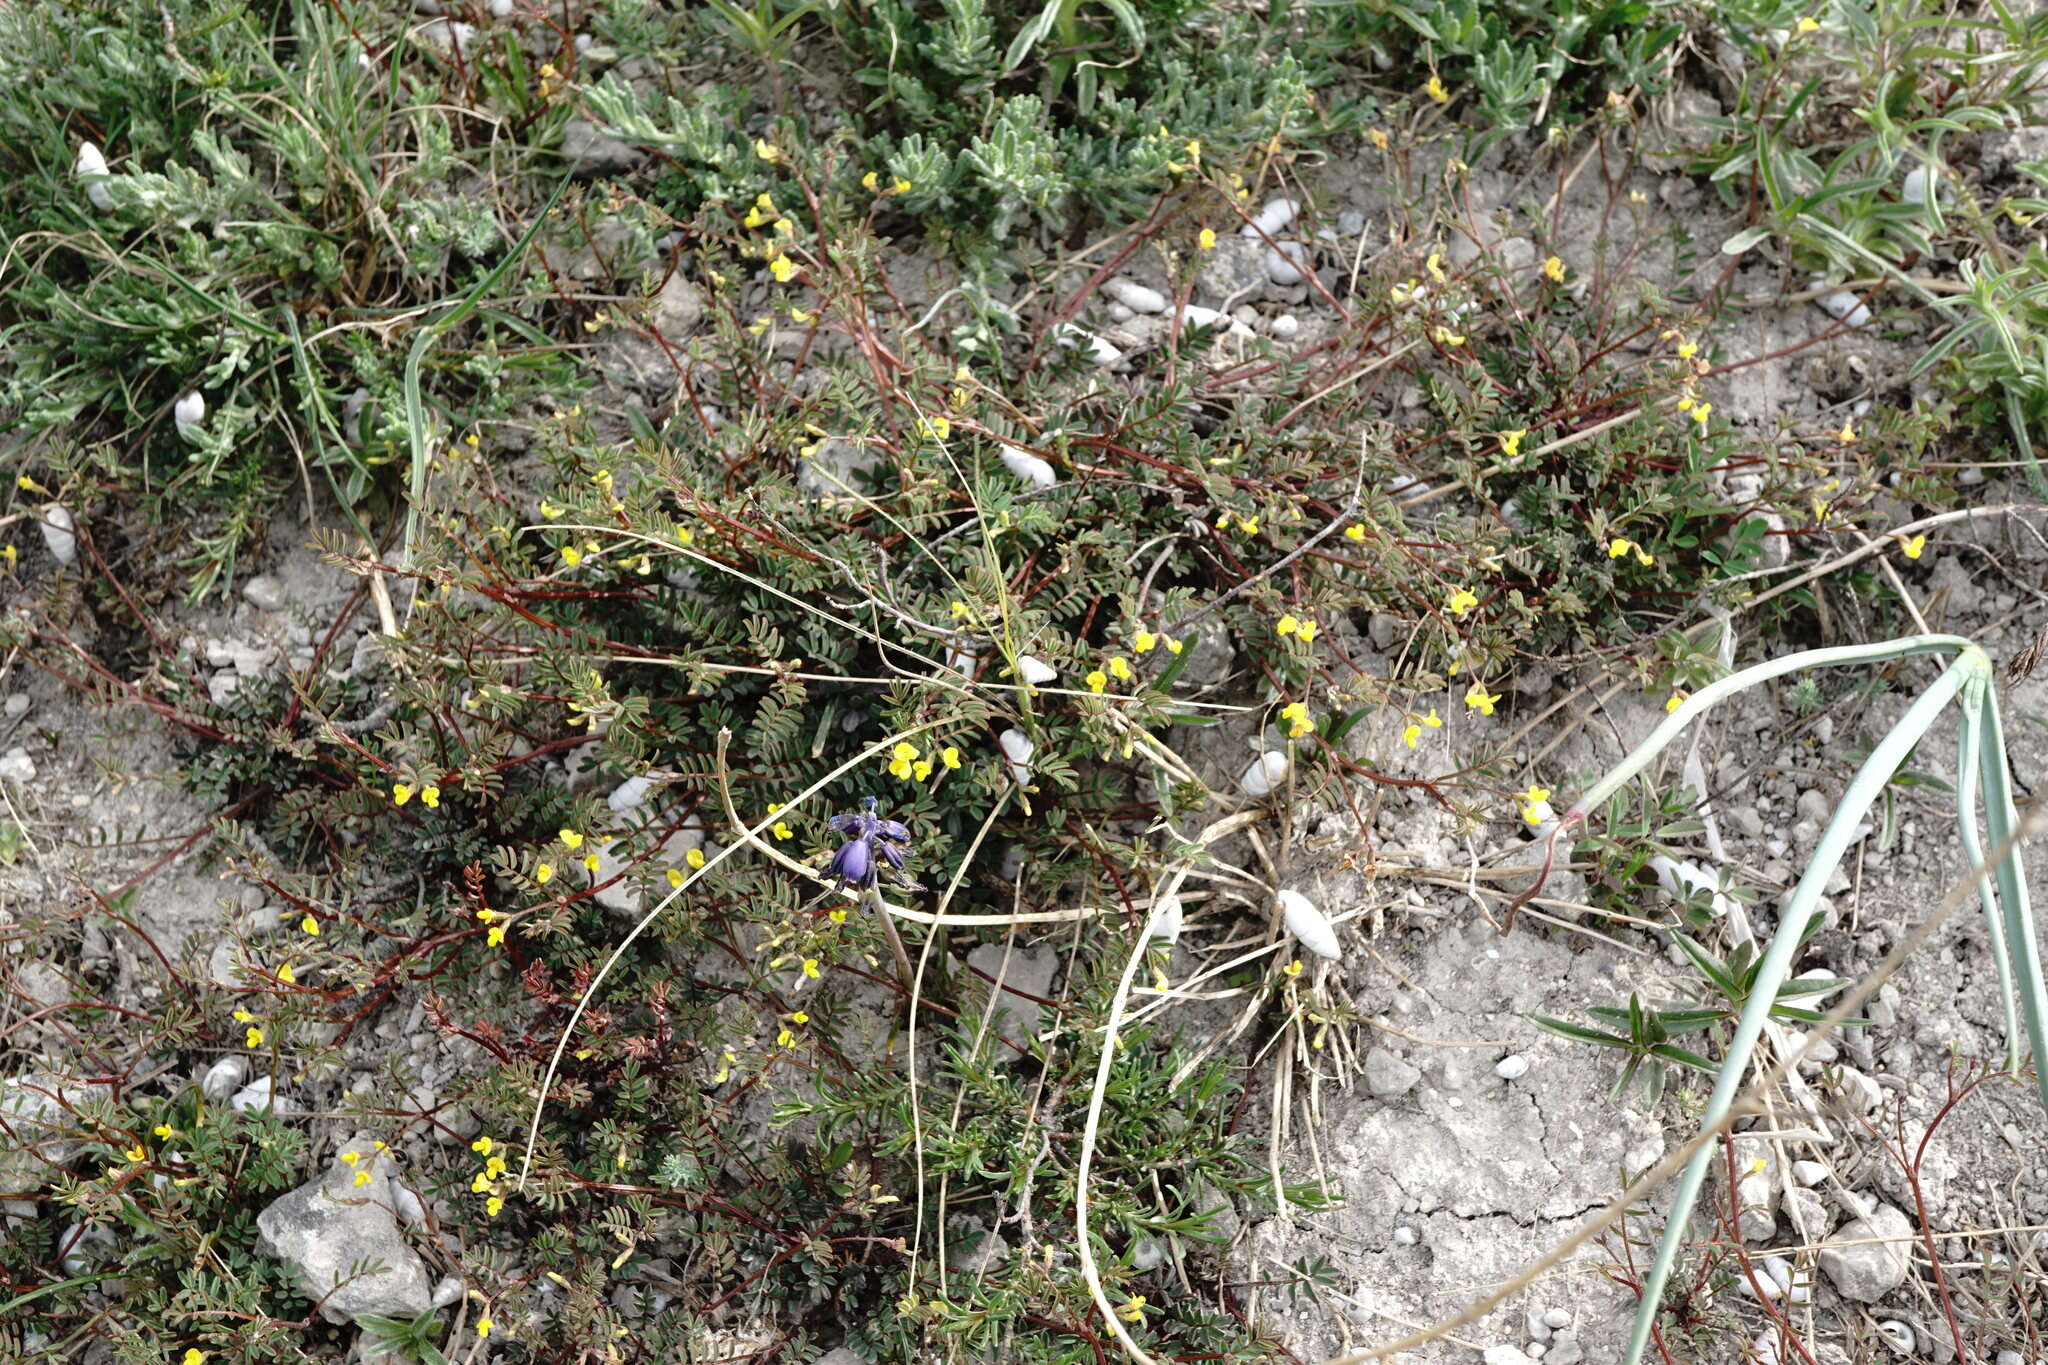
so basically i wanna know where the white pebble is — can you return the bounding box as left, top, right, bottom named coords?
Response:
left=38, top=505, right=76, bottom=566
left=417, top=17, right=479, bottom=54
left=391, top=1182, right=428, bottom=1226
left=1269, top=314, right=1300, bottom=340
left=75, top=142, right=114, bottom=211
left=998, top=728, right=1035, bottom=787
left=487, top=0, right=514, bottom=15
left=1241, top=197, right=1299, bottom=237
left=1542, top=1308, right=1571, bottom=1330
left=1393, top=1225, right=1419, bottom=1245
left=1015, top=655, right=1058, bottom=686
left=1107, top=302, right=1134, bottom=323
left=1494, top=1054, right=1531, bottom=1080
left=1278, top=889, right=1342, bottom=961
left=1238, top=750, right=1291, bottom=799
left=173, top=391, right=207, bottom=441
left=1792, top=1159, right=1828, bottom=1186
left=997, top=441, right=1058, bottom=490
left=1104, top=278, right=1167, bottom=314
left=229, top=1075, right=293, bottom=1114
left=1053, top=323, right=1123, bottom=367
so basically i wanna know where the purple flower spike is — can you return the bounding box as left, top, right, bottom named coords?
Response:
left=827, top=835, right=872, bottom=887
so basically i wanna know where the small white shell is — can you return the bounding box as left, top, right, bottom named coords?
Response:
left=1149, top=895, right=1183, bottom=943
left=1015, top=655, right=1057, bottom=685
left=607, top=774, right=657, bottom=813
left=1815, top=290, right=1871, bottom=328
left=1645, top=855, right=1732, bottom=918
left=173, top=391, right=207, bottom=441
left=1238, top=750, right=1291, bottom=799
left=1241, top=197, right=1298, bottom=238
left=1104, top=278, right=1167, bottom=314
left=998, top=728, right=1035, bottom=786
left=1176, top=305, right=1255, bottom=339
left=201, top=1055, right=248, bottom=1103
left=1278, top=889, right=1342, bottom=960
left=1265, top=245, right=1307, bottom=286
left=1052, top=323, right=1123, bottom=367
left=38, top=505, right=76, bottom=566
left=391, top=1182, right=428, bottom=1226
left=76, top=142, right=113, bottom=211
left=1874, top=1321, right=1914, bottom=1355
left=997, top=442, right=1058, bottom=490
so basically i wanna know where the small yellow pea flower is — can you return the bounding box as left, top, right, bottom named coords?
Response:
left=1464, top=682, right=1502, bottom=716
left=754, top=139, right=780, bottom=162
left=1369, top=128, right=1389, bottom=150
left=1108, top=656, right=1132, bottom=681
left=769, top=255, right=798, bottom=284
left=125, top=1143, right=146, bottom=1162
left=687, top=847, right=706, bottom=869
left=420, top=786, right=440, bottom=809
left=472, top=1136, right=494, bottom=1155
left=1796, top=15, right=1820, bottom=32
left=1119, top=1296, right=1147, bottom=1323
left=486, top=1196, right=504, bottom=1216
left=802, top=958, right=820, bottom=979
left=1425, top=74, right=1449, bottom=103
left=582, top=853, right=599, bottom=872
left=245, top=1026, right=263, bottom=1048
left=941, top=746, right=961, bottom=769
left=1666, top=691, right=1687, bottom=714
left=1501, top=428, right=1527, bottom=458
left=277, top=962, right=296, bottom=984
left=155, top=1124, right=174, bottom=1139
left=1836, top=419, right=1856, bottom=443
left=535, top=862, right=554, bottom=884
left=1279, top=701, right=1313, bottom=739
left=392, top=784, right=413, bottom=806
left=1277, top=615, right=1300, bottom=637
left=1402, top=722, right=1422, bottom=747
left=1447, top=587, right=1479, bottom=616
left=1198, top=227, right=1216, bottom=251
left=666, top=869, right=684, bottom=889
left=1433, top=326, right=1466, bottom=346
left=1345, top=523, right=1366, bottom=541
left=1902, top=534, right=1927, bottom=559
left=487, top=925, right=505, bottom=947
left=560, top=829, right=584, bottom=850
left=476, top=1317, right=493, bottom=1339
left=1134, top=630, right=1157, bottom=652
left=301, top=915, right=320, bottom=936
left=1086, top=669, right=1108, bottom=694
left=560, top=545, right=583, bottom=567
left=1542, top=256, right=1565, bottom=283
left=1297, top=621, right=1318, bottom=643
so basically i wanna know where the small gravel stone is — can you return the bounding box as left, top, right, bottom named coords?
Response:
left=1818, top=1203, right=1914, bottom=1301
left=1494, top=1054, right=1531, bottom=1080
left=242, top=575, right=288, bottom=612
left=1542, top=1308, right=1571, bottom=1330
left=1483, top=1347, right=1538, bottom=1365
left=1525, top=1307, right=1551, bottom=1341
left=1269, top=313, right=1300, bottom=340
left=1364, top=1049, right=1422, bottom=1098
left=1392, top=1225, right=1419, bottom=1245
left=0, top=749, right=36, bottom=783
left=1543, top=1338, right=1582, bottom=1365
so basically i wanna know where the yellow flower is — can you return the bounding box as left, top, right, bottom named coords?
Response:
left=769, top=255, right=797, bottom=284
left=1692, top=402, right=1712, bottom=425
left=802, top=958, right=821, bottom=979
left=155, top=1124, right=174, bottom=1139
left=920, top=415, right=951, bottom=441
left=485, top=1156, right=506, bottom=1178
left=472, top=1136, right=494, bottom=1155
left=1345, top=523, right=1366, bottom=541
left=1134, top=630, right=1157, bottom=653
left=1279, top=701, right=1313, bottom=739
left=301, top=915, right=320, bottom=936
left=560, top=828, right=584, bottom=850
left=476, top=1317, right=493, bottom=1340
left=184, top=1350, right=206, bottom=1365
left=1086, top=669, right=1108, bottom=694
left=892, top=178, right=912, bottom=194
left=1239, top=516, right=1260, bottom=535
left=535, top=862, right=554, bottom=884
left=561, top=545, right=583, bottom=567
left=941, top=746, right=961, bottom=769
left=1166, top=637, right=1184, bottom=654
left=1518, top=785, right=1552, bottom=825
left=776, top=1027, right=795, bottom=1047
left=352, top=1168, right=373, bottom=1187
left=245, top=1026, right=263, bottom=1048
left=1447, top=587, right=1479, bottom=616
left=888, top=756, right=912, bottom=780
left=486, top=1196, right=504, bottom=1216
left=1665, top=691, right=1687, bottom=714
left=1198, top=227, right=1216, bottom=251
left=1369, top=128, right=1389, bottom=150
left=687, top=847, right=706, bottom=869
left=487, top=925, right=505, bottom=947
left=862, top=170, right=880, bottom=192
left=1297, top=621, right=1318, bottom=643
left=391, top=783, right=413, bottom=806
left=233, top=1008, right=255, bottom=1024
left=1542, top=255, right=1565, bottom=284
left=1425, top=74, right=1449, bottom=103
left=828, top=908, right=848, bottom=924
left=470, top=1172, right=493, bottom=1193
left=1283, top=959, right=1303, bottom=978
left=1608, top=537, right=1634, bottom=560
left=892, top=741, right=918, bottom=762
left=1464, top=682, right=1502, bottom=716
left=1500, top=428, right=1527, bottom=458
left=773, top=218, right=794, bottom=236
left=754, top=138, right=780, bottom=162
left=1426, top=251, right=1445, bottom=284
left=1796, top=15, right=1820, bottom=32
left=1433, top=326, right=1466, bottom=346
left=666, top=869, right=684, bottom=890
left=1119, top=1296, right=1147, bottom=1324
left=1902, top=534, right=1927, bottom=560
left=123, top=1142, right=146, bottom=1162
left=1836, top=419, right=1856, bottom=443
left=1425, top=708, right=1442, bottom=728
left=1, top=545, right=14, bottom=567
left=582, top=853, right=599, bottom=873
left=1402, top=722, right=1422, bottom=748
left=1676, top=340, right=1698, bottom=360
left=1277, top=615, right=1300, bottom=637
left=420, top=786, right=440, bottom=809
